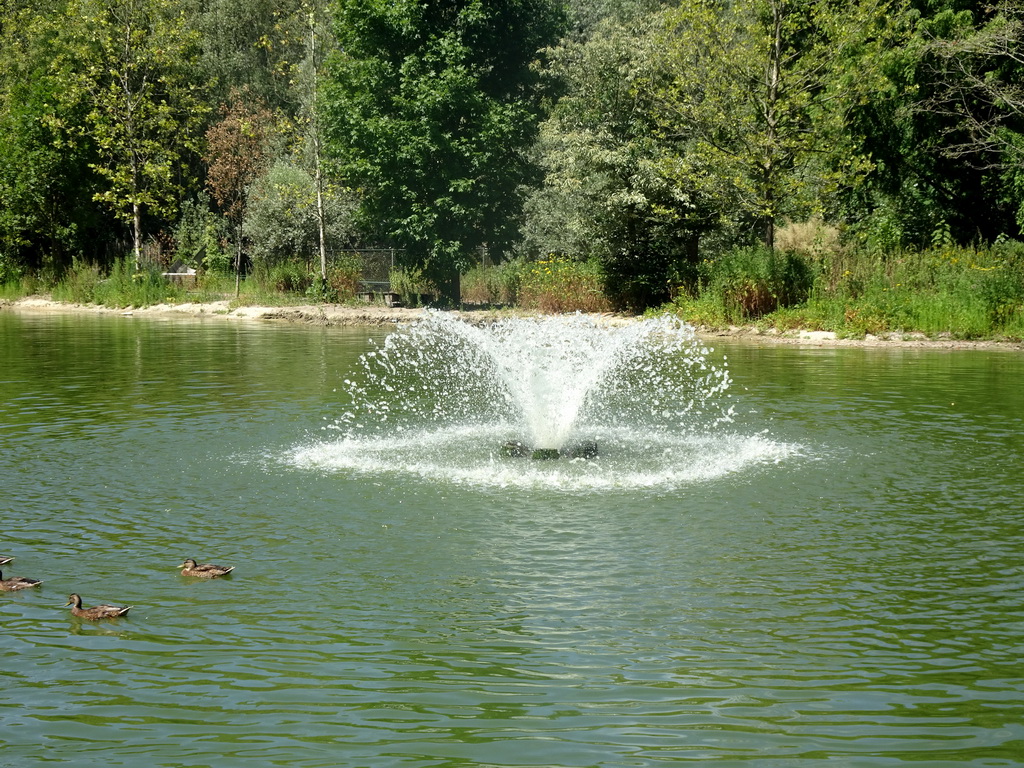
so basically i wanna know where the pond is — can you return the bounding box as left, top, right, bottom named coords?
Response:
left=1, top=309, right=1022, bottom=767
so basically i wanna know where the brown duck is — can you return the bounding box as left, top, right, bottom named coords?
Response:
left=65, top=593, right=131, bottom=620
left=178, top=558, right=234, bottom=578
left=0, top=570, right=42, bottom=591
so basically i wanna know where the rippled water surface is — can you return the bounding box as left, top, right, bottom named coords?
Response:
left=2, top=310, right=1023, bottom=767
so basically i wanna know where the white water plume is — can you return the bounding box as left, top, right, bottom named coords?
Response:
left=288, top=311, right=797, bottom=489
left=335, top=311, right=734, bottom=448
left=290, top=424, right=796, bottom=491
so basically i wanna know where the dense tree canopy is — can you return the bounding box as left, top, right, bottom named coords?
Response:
left=842, top=0, right=1024, bottom=248
left=1, top=0, right=1022, bottom=308
left=521, top=13, right=721, bottom=309
left=321, top=0, right=566, bottom=303
left=57, top=0, right=209, bottom=267
left=653, top=0, right=897, bottom=250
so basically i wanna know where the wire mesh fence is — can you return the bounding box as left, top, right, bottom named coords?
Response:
left=334, top=248, right=400, bottom=293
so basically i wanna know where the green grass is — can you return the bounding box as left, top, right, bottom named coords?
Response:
left=6, top=243, right=1024, bottom=341
left=665, top=243, right=1024, bottom=340
left=49, top=257, right=184, bottom=307
left=0, top=280, right=25, bottom=301
left=515, top=256, right=612, bottom=313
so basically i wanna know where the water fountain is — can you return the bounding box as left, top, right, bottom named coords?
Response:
left=290, top=311, right=795, bottom=489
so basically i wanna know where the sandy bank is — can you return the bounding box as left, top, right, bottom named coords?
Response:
left=3, top=296, right=1021, bottom=351
left=3, top=296, right=427, bottom=326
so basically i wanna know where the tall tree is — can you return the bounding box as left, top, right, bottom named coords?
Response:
left=52, top=0, right=209, bottom=267
left=523, top=14, right=723, bottom=309
left=917, top=1, right=1024, bottom=231
left=840, top=0, right=1021, bottom=247
left=197, top=0, right=307, bottom=115
left=205, top=90, right=275, bottom=293
left=242, top=157, right=358, bottom=273
left=298, top=0, right=334, bottom=284
left=0, top=0, right=107, bottom=273
left=323, top=0, right=566, bottom=304
left=654, top=0, right=897, bottom=250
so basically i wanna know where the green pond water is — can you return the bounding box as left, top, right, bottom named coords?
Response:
left=1, top=309, right=1022, bottom=767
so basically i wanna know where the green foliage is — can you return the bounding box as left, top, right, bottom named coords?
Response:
left=669, top=242, right=1024, bottom=339
left=225, top=274, right=312, bottom=307
left=461, top=256, right=567, bottom=309
left=841, top=1, right=1023, bottom=246
left=303, top=255, right=362, bottom=303
left=389, top=267, right=437, bottom=307
left=93, top=258, right=184, bottom=307
left=173, top=192, right=232, bottom=273
left=4, top=0, right=1024, bottom=340
left=51, top=258, right=103, bottom=304
left=198, top=0, right=308, bottom=113
left=565, top=0, right=665, bottom=35
left=843, top=180, right=949, bottom=253
left=325, top=261, right=361, bottom=302
left=0, top=3, right=107, bottom=272
left=0, top=252, right=25, bottom=288
left=52, top=256, right=183, bottom=307
left=693, top=246, right=814, bottom=321
left=653, top=0, right=896, bottom=249
left=460, top=261, right=525, bottom=306
left=50, top=0, right=210, bottom=263
left=259, top=260, right=311, bottom=293
left=323, top=0, right=566, bottom=301
left=243, top=159, right=358, bottom=270
left=522, top=14, right=713, bottom=311
left=517, top=256, right=612, bottom=313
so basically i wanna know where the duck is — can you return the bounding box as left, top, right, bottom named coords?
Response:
left=65, top=593, right=131, bottom=620
left=0, top=555, right=14, bottom=566
left=0, top=570, right=42, bottom=591
left=178, top=558, right=234, bottom=578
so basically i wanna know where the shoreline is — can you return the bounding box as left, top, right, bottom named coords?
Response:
left=3, top=296, right=1022, bottom=351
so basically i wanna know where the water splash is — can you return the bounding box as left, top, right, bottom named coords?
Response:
left=337, top=311, right=733, bottom=446
left=288, top=311, right=798, bottom=489
left=290, top=424, right=796, bottom=491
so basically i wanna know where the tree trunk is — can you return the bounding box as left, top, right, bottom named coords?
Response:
left=315, top=148, right=327, bottom=282
left=761, top=0, right=783, bottom=252
left=311, top=12, right=328, bottom=283
left=435, top=268, right=461, bottom=308
left=235, top=222, right=243, bottom=297
left=133, top=201, right=142, bottom=270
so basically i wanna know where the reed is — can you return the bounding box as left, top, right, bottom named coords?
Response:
left=669, top=243, right=1024, bottom=340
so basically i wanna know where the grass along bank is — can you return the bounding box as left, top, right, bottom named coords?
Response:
left=663, top=242, right=1024, bottom=342
left=2, top=243, right=1023, bottom=342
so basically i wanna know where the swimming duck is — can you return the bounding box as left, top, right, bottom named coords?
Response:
left=0, top=555, right=14, bottom=566
left=178, top=558, right=234, bottom=578
left=0, top=570, right=42, bottom=591
left=65, top=593, right=131, bottom=620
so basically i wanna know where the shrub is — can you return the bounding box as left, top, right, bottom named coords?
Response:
left=174, top=192, right=232, bottom=273
left=91, top=257, right=182, bottom=307
left=665, top=239, right=1024, bottom=339
left=327, top=261, right=361, bottom=302
left=52, top=259, right=102, bottom=304
left=265, top=261, right=311, bottom=293
left=243, top=159, right=359, bottom=274
left=461, top=260, right=523, bottom=306
left=699, top=246, right=814, bottom=321
left=389, top=267, right=437, bottom=307
left=461, top=264, right=499, bottom=305
left=53, top=257, right=181, bottom=308
left=0, top=252, right=24, bottom=290
left=518, top=256, right=612, bottom=313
